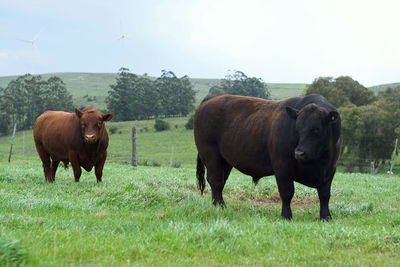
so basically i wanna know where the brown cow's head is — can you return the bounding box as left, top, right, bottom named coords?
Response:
left=75, top=108, right=113, bottom=144
left=286, top=104, right=339, bottom=162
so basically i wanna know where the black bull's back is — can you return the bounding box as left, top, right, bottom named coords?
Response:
left=194, top=94, right=341, bottom=220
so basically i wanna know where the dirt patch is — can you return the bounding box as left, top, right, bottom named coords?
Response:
left=237, top=191, right=318, bottom=207
left=91, top=211, right=110, bottom=217
left=157, top=213, right=167, bottom=219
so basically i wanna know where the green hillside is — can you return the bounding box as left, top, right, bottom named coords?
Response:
left=2, top=72, right=398, bottom=111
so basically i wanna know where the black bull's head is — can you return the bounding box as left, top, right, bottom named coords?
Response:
left=286, top=103, right=340, bottom=162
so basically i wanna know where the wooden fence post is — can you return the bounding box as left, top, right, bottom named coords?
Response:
left=370, top=161, right=375, bottom=176
left=8, top=123, right=17, bottom=163
left=170, top=144, right=174, bottom=167
left=131, top=126, right=137, bottom=166
left=22, top=131, right=25, bottom=155
left=388, top=138, right=398, bottom=177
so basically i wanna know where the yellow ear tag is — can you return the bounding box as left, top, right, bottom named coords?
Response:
left=331, top=115, right=335, bottom=121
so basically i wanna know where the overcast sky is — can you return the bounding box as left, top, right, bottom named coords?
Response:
left=0, top=0, right=399, bottom=86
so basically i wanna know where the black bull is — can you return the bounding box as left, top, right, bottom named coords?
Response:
left=194, top=94, right=341, bottom=220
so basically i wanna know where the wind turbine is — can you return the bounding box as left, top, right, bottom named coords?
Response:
left=116, top=22, right=131, bottom=68
left=16, top=28, right=44, bottom=74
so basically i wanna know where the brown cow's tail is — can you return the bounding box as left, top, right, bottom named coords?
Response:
left=196, top=155, right=206, bottom=195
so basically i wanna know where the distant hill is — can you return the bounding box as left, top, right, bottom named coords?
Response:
left=369, top=82, right=400, bottom=91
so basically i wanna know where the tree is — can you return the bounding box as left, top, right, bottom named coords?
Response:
left=0, top=86, right=11, bottom=135
left=208, top=71, right=270, bottom=99
left=0, top=74, right=73, bottom=135
left=306, top=77, right=349, bottom=108
left=106, top=68, right=137, bottom=121
left=334, top=76, right=376, bottom=106
left=306, top=76, right=376, bottom=108
left=339, top=103, right=393, bottom=172
left=377, top=86, right=400, bottom=136
left=156, top=70, right=196, bottom=116
left=44, top=76, right=73, bottom=112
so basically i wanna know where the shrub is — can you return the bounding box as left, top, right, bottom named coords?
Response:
left=154, top=119, right=170, bottom=131
left=150, top=160, right=161, bottom=167
left=171, top=162, right=181, bottom=168
left=185, top=114, right=194, bottom=130
left=109, top=126, right=118, bottom=134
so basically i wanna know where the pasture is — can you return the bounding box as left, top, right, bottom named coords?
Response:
left=0, top=117, right=196, bottom=167
left=1, top=114, right=400, bottom=265
left=1, top=160, right=400, bottom=266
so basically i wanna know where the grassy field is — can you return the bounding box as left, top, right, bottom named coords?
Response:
left=0, top=117, right=197, bottom=168
left=1, top=160, right=400, bottom=266
left=3, top=116, right=400, bottom=172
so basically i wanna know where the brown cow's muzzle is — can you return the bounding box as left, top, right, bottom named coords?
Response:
left=85, top=134, right=97, bottom=144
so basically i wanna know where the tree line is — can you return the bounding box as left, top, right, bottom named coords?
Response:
left=307, top=76, right=400, bottom=172
left=106, top=68, right=196, bottom=121
left=0, top=74, right=73, bottom=135
left=107, top=69, right=271, bottom=122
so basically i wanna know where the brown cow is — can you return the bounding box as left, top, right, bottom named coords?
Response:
left=33, top=108, right=113, bottom=183
left=194, top=94, right=341, bottom=220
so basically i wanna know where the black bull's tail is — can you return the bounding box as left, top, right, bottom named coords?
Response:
left=196, top=155, right=206, bottom=195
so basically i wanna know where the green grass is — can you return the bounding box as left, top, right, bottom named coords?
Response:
left=0, top=160, right=400, bottom=266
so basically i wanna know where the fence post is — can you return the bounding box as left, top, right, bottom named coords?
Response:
left=388, top=138, right=398, bottom=177
left=370, top=161, right=375, bottom=176
left=8, top=123, right=17, bottom=163
left=131, top=126, right=137, bottom=166
left=22, top=131, right=25, bottom=155
left=170, top=144, right=174, bottom=167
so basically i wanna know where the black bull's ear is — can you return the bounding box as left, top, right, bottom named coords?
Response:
left=328, top=111, right=339, bottom=123
left=286, top=106, right=299, bottom=120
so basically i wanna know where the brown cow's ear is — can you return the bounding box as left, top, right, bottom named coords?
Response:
left=102, top=113, right=113, bottom=122
left=286, top=106, right=298, bottom=120
left=328, top=111, right=339, bottom=123
left=75, top=108, right=83, bottom=118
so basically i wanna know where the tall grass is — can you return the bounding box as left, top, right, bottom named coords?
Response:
left=0, top=160, right=400, bottom=266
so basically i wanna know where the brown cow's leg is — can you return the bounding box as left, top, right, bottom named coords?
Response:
left=37, top=148, right=52, bottom=182
left=50, top=160, right=60, bottom=182
left=95, top=153, right=106, bottom=183
left=317, top=179, right=332, bottom=221
left=70, top=156, right=82, bottom=182
left=204, top=154, right=228, bottom=207
left=275, top=174, right=295, bottom=220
